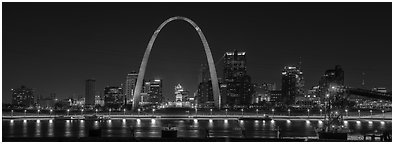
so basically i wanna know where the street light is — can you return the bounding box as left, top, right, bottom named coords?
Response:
left=370, top=110, right=373, bottom=118
left=195, top=108, right=198, bottom=117
left=109, top=109, right=112, bottom=116
left=307, top=109, right=310, bottom=118
left=123, top=109, right=126, bottom=117
left=241, top=109, right=244, bottom=117
left=95, top=109, right=98, bottom=115
left=81, top=109, right=84, bottom=116
left=24, top=110, right=27, bottom=117
left=152, top=109, right=156, bottom=116
left=256, top=109, right=259, bottom=117
left=225, top=109, right=228, bottom=117
left=345, top=109, right=348, bottom=117
left=382, top=110, right=385, bottom=119
left=67, top=109, right=70, bottom=116
left=11, top=110, right=14, bottom=117
left=320, top=109, right=322, bottom=117
left=358, top=109, right=361, bottom=119
left=210, top=109, right=213, bottom=117
left=50, top=109, right=53, bottom=116
left=37, top=109, right=40, bottom=117
left=138, top=108, right=141, bottom=117
left=272, top=109, right=275, bottom=118
left=288, top=109, right=291, bottom=117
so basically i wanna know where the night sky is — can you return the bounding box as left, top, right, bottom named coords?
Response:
left=3, top=2, right=392, bottom=103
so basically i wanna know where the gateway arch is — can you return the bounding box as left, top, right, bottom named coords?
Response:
left=132, top=16, right=221, bottom=110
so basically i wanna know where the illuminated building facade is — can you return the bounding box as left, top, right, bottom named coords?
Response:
left=222, top=50, right=254, bottom=108
left=281, top=66, right=305, bottom=105
left=125, top=71, right=138, bottom=104
left=174, top=84, right=191, bottom=107
left=253, top=82, right=276, bottom=104
left=269, top=90, right=282, bottom=104
left=197, top=80, right=214, bottom=108
left=95, top=95, right=104, bottom=106
left=104, top=86, right=124, bottom=109
left=11, top=85, right=35, bottom=107
left=175, top=84, right=188, bottom=102
left=295, top=86, right=321, bottom=108
left=143, top=79, right=163, bottom=105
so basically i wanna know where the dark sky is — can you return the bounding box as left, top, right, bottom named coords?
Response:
left=3, top=2, right=392, bottom=103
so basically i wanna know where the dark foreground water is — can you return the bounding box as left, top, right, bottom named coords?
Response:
left=2, top=119, right=391, bottom=140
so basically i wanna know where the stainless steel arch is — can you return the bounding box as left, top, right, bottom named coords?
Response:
left=132, top=16, right=221, bottom=110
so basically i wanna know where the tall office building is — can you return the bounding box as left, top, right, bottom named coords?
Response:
left=11, top=85, right=35, bottom=107
left=223, top=50, right=247, bottom=80
left=143, top=79, right=163, bottom=105
left=197, top=80, right=214, bottom=108
left=104, top=86, right=124, bottom=109
left=281, top=66, right=305, bottom=105
left=125, top=71, right=138, bottom=104
left=196, top=64, right=215, bottom=108
left=85, top=79, right=96, bottom=106
left=222, top=50, right=254, bottom=108
left=199, top=64, right=210, bottom=83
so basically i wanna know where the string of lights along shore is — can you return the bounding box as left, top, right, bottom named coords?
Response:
left=3, top=2, right=391, bottom=142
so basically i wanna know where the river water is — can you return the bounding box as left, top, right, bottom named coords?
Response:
left=2, top=119, right=391, bottom=140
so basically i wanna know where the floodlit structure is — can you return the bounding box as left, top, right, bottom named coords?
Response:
left=132, top=16, right=220, bottom=110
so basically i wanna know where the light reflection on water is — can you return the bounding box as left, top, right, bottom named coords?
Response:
left=136, top=119, right=141, bottom=127
left=2, top=119, right=392, bottom=139
left=224, top=119, right=229, bottom=128
left=317, top=120, right=323, bottom=128
left=48, top=120, right=54, bottom=137
left=23, top=120, right=27, bottom=137
left=344, top=120, right=348, bottom=127
left=355, top=121, right=361, bottom=130
left=286, top=120, right=291, bottom=128
left=368, top=121, right=373, bottom=129
left=93, top=121, right=99, bottom=129
left=79, top=120, right=85, bottom=137
left=65, top=120, right=71, bottom=137
left=9, top=120, right=14, bottom=137
left=208, top=119, right=213, bottom=128
left=35, top=120, right=41, bottom=137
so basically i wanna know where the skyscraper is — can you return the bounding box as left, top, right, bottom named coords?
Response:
left=223, top=50, right=247, bottom=80
left=197, top=80, right=214, bottom=108
left=125, top=71, right=138, bottom=104
left=196, top=64, right=215, bottom=108
left=143, top=79, right=163, bottom=105
left=199, top=64, right=210, bottom=83
left=11, top=85, right=35, bottom=107
left=281, top=66, right=305, bottom=105
left=85, top=79, right=96, bottom=106
left=222, top=50, right=254, bottom=108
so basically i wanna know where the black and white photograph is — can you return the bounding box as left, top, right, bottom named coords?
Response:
left=2, top=1, right=392, bottom=142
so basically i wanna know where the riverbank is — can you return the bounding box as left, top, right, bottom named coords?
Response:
left=2, top=114, right=392, bottom=121
left=1, top=136, right=372, bottom=142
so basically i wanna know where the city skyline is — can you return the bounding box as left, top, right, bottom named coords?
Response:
left=3, top=2, right=392, bottom=103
